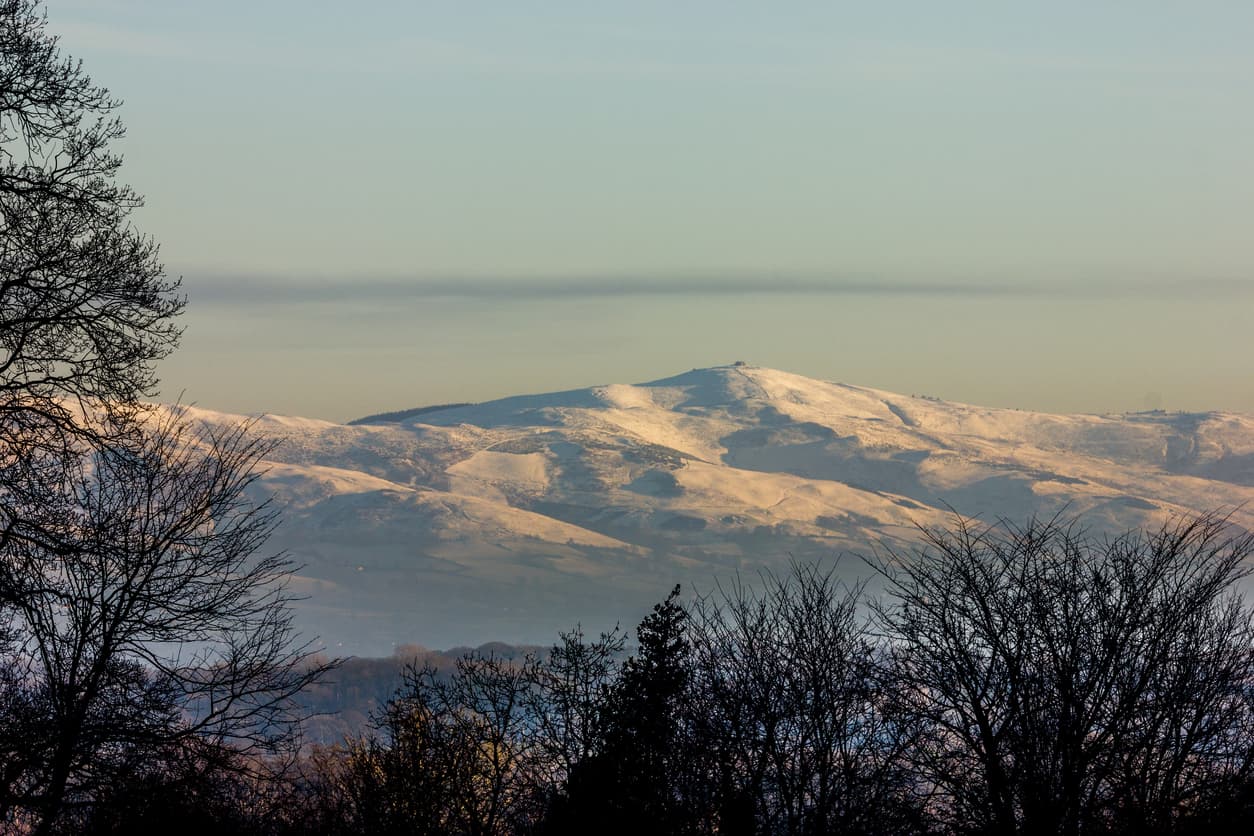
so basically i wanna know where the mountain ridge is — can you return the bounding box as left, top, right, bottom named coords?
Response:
left=167, top=365, right=1254, bottom=654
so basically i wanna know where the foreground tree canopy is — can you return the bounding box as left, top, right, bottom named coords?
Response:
left=262, top=513, right=1251, bottom=836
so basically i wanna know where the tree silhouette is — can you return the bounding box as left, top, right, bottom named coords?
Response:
left=339, top=652, right=542, bottom=836
left=0, top=0, right=180, bottom=452
left=0, top=6, right=330, bottom=831
left=688, top=566, right=924, bottom=835
left=523, top=624, right=626, bottom=794
left=549, top=585, right=700, bottom=835
left=0, top=410, right=329, bottom=833
left=872, top=513, right=1254, bottom=835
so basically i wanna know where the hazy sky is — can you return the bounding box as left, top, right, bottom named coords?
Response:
left=47, top=1, right=1254, bottom=421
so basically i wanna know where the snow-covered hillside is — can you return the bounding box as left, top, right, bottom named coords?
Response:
left=175, top=365, right=1254, bottom=654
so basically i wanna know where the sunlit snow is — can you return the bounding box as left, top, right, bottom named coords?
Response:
left=165, top=365, right=1254, bottom=653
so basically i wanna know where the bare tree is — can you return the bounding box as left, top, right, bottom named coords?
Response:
left=341, top=669, right=474, bottom=836
left=0, top=9, right=195, bottom=822
left=872, top=513, right=1254, bottom=835
left=688, top=565, right=923, bottom=836
left=439, top=652, right=546, bottom=834
left=0, top=410, right=330, bottom=834
left=524, top=624, right=626, bottom=789
left=341, top=651, right=543, bottom=836
left=0, top=5, right=331, bottom=832
left=0, top=0, right=181, bottom=452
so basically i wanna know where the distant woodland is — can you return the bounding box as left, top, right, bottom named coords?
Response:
left=346, top=403, right=474, bottom=427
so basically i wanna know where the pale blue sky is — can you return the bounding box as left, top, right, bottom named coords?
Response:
left=46, top=1, right=1254, bottom=420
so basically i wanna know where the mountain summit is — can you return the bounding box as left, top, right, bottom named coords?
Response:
left=180, top=365, right=1254, bottom=653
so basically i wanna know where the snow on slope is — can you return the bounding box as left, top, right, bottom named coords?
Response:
left=168, top=365, right=1254, bottom=653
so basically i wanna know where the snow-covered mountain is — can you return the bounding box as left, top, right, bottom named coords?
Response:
left=178, top=365, right=1254, bottom=654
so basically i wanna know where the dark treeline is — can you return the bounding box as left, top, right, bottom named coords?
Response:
left=32, top=512, right=1253, bottom=836
left=346, top=403, right=475, bottom=426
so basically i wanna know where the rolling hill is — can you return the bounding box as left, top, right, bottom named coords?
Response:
left=175, top=364, right=1254, bottom=654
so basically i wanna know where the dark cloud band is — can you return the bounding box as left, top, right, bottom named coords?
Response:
left=184, top=274, right=1253, bottom=306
